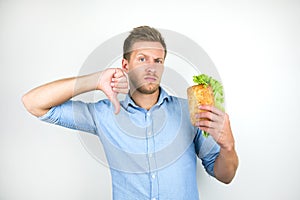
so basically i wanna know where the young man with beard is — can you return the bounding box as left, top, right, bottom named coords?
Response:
left=22, top=26, right=238, bottom=200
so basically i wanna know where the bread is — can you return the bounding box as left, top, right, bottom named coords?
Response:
left=187, top=85, right=214, bottom=126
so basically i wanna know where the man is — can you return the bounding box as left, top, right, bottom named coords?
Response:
left=22, top=26, right=238, bottom=200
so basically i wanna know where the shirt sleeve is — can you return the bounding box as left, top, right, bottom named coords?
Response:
left=38, top=100, right=97, bottom=135
left=194, top=128, right=220, bottom=177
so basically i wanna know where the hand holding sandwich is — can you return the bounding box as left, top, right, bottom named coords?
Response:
left=199, top=105, right=238, bottom=184
left=187, top=74, right=238, bottom=184
left=187, top=74, right=234, bottom=148
left=195, top=105, right=235, bottom=152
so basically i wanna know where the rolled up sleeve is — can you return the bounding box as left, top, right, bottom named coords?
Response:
left=194, top=129, right=220, bottom=177
left=39, top=100, right=97, bottom=135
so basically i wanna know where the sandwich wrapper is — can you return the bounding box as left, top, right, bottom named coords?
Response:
left=186, top=74, right=224, bottom=137
left=187, top=84, right=214, bottom=126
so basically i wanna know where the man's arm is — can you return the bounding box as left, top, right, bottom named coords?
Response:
left=196, top=105, right=239, bottom=184
left=22, top=68, right=128, bottom=117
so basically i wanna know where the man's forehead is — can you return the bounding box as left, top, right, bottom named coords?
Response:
left=131, top=41, right=164, bottom=52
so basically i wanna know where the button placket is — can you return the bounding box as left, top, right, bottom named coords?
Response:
left=145, top=111, right=159, bottom=200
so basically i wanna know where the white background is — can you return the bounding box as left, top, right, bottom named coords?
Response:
left=1, top=0, right=300, bottom=199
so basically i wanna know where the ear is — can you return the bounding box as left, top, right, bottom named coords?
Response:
left=122, top=58, right=129, bottom=72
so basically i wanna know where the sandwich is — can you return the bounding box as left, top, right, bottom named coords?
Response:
left=187, top=74, right=224, bottom=137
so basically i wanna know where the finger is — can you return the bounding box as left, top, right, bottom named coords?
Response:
left=196, top=119, right=212, bottom=128
left=196, top=111, right=221, bottom=123
left=112, top=73, right=128, bottom=89
left=195, top=112, right=213, bottom=120
left=111, top=81, right=128, bottom=88
left=199, top=127, right=218, bottom=137
left=198, top=120, right=222, bottom=135
left=113, top=68, right=126, bottom=78
left=199, top=105, right=224, bottom=116
left=112, top=87, right=129, bottom=94
left=111, top=79, right=129, bottom=93
left=196, top=116, right=224, bottom=136
left=112, top=76, right=127, bottom=83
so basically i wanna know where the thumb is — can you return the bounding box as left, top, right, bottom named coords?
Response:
left=109, top=93, right=121, bottom=114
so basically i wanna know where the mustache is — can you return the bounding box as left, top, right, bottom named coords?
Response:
left=144, top=74, right=159, bottom=79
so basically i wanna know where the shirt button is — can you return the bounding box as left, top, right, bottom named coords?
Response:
left=149, top=153, right=153, bottom=158
left=151, top=173, right=156, bottom=179
left=152, top=198, right=156, bottom=200
left=148, top=131, right=152, bottom=136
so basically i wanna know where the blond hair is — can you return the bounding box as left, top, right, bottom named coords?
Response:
left=123, top=26, right=167, bottom=61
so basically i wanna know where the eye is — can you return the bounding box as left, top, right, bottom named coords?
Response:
left=155, top=59, right=163, bottom=64
left=139, top=57, right=146, bottom=62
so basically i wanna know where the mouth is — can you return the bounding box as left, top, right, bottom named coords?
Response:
left=144, top=75, right=158, bottom=83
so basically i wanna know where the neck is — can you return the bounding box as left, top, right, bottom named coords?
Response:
left=130, top=88, right=160, bottom=110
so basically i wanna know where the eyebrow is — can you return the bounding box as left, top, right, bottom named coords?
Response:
left=136, top=53, right=164, bottom=61
left=154, top=58, right=164, bottom=62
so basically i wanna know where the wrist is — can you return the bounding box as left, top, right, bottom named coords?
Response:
left=220, top=141, right=235, bottom=152
left=75, top=72, right=102, bottom=94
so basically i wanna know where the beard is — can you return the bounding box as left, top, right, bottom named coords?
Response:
left=135, top=83, right=160, bottom=94
left=129, top=76, right=160, bottom=95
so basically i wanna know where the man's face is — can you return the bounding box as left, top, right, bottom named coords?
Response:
left=122, top=41, right=165, bottom=95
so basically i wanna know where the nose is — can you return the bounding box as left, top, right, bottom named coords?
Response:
left=146, top=64, right=156, bottom=73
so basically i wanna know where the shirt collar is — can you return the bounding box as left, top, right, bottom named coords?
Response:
left=122, top=87, right=171, bottom=110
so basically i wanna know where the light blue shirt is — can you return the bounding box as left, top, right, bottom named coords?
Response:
left=39, top=87, right=220, bottom=200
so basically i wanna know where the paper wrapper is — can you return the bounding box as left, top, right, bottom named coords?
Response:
left=187, top=85, right=214, bottom=126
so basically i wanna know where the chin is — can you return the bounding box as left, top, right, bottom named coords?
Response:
left=136, top=83, right=160, bottom=94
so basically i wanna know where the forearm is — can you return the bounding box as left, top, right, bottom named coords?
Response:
left=22, top=72, right=101, bottom=117
left=213, top=146, right=239, bottom=184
